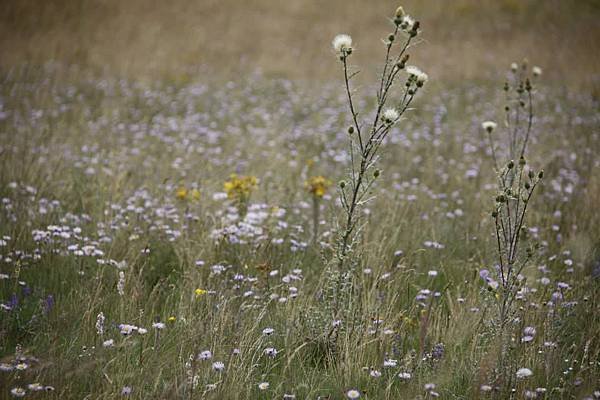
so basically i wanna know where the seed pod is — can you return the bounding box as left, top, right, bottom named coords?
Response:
left=507, top=160, right=514, bottom=169
left=538, top=170, right=544, bottom=179
left=373, top=169, right=381, bottom=178
left=348, top=126, right=355, bottom=135
left=519, top=157, right=526, bottom=166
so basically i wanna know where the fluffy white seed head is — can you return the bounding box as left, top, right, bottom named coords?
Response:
left=332, top=34, right=353, bottom=54
left=532, top=66, right=542, bottom=77
left=482, top=121, right=497, bottom=133
left=383, top=108, right=399, bottom=123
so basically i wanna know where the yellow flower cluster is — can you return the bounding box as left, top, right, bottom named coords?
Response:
left=305, top=176, right=332, bottom=198
left=175, top=186, right=201, bottom=201
left=224, top=174, right=258, bottom=201
left=195, top=288, right=207, bottom=297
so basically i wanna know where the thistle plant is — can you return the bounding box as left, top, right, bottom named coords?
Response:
left=333, top=6, right=427, bottom=272
left=482, top=63, right=544, bottom=326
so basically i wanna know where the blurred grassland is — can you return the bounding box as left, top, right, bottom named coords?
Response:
left=1, top=0, right=600, bottom=88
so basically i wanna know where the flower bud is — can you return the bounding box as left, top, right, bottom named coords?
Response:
left=388, top=34, right=395, bottom=42
left=373, top=169, right=381, bottom=178
left=524, top=182, right=531, bottom=190
left=538, top=170, right=544, bottom=179
left=395, top=6, right=405, bottom=18
left=348, top=126, right=355, bottom=135
left=507, top=160, right=514, bottom=169
left=339, top=180, right=346, bottom=189
left=528, top=170, right=535, bottom=179
left=492, top=210, right=498, bottom=218
left=519, top=157, right=526, bottom=167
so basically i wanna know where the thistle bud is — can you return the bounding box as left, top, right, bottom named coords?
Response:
left=388, top=34, right=395, bottom=42
left=496, top=194, right=506, bottom=203
left=348, top=126, right=355, bottom=135
left=519, top=157, right=526, bottom=167
left=524, top=182, right=531, bottom=190
left=373, top=169, right=381, bottom=178
left=339, top=180, right=346, bottom=189
left=507, top=160, right=514, bottom=169
left=525, top=79, right=532, bottom=91
left=395, top=6, right=405, bottom=18
left=504, top=82, right=509, bottom=91
left=492, top=210, right=498, bottom=218
left=538, top=170, right=544, bottom=179
left=528, top=170, right=535, bottom=179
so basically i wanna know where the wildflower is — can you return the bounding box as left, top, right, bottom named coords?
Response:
left=176, top=187, right=188, bottom=200
left=96, top=312, right=105, bottom=335
left=370, top=369, right=382, bottom=378
left=117, top=271, right=125, bottom=296
left=168, top=316, right=176, bottom=322
left=383, top=108, right=399, bottom=123
left=398, top=372, right=412, bottom=380
left=332, top=34, right=353, bottom=55
left=10, top=387, right=26, bottom=398
left=482, top=121, right=497, bottom=133
left=258, top=382, right=270, bottom=390
left=305, top=176, right=332, bottom=198
left=262, top=327, right=274, bottom=336
left=224, top=174, right=258, bottom=201
left=195, top=288, right=207, bottom=297
left=121, top=386, right=132, bottom=396
left=152, top=322, right=165, bottom=330
left=480, top=385, right=493, bottom=392
left=346, top=389, right=361, bottom=399
left=264, top=347, right=278, bottom=358
left=103, top=339, right=115, bottom=348
left=406, top=65, right=428, bottom=85
left=28, top=383, right=44, bottom=392
left=0, top=363, right=14, bottom=371
left=532, top=66, right=542, bottom=77
left=516, top=367, right=533, bottom=379
left=383, top=358, right=398, bottom=368
left=137, top=328, right=148, bottom=335
left=197, top=350, right=212, bottom=360
left=15, top=362, right=28, bottom=371
left=212, top=361, right=225, bottom=372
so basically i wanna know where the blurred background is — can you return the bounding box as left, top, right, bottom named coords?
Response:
left=1, top=0, right=599, bottom=87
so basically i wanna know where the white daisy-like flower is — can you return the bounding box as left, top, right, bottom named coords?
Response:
left=346, top=389, right=361, bottom=399
left=370, top=369, right=382, bottom=378
left=398, top=372, right=412, bottom=380
left=264, top=347, right=278, bottom=358
left=482, top=121, right=497, bottom=133
left=197, top=350, right=212, bottom=360
left=383, top=108, right=399, bottom=123
left=383, top=359, right=398, bottom=368
left=152, top=322, right=165, bottom=330
left=258, top=382, right=270, bottom=390
left=480, top=385, right=493, bottom=392
left=516, top=367, right=533, bottom=379
left=332, top=34, right=353, bottom=54
left=212, top=361, right=225, bottom=372
left=103, top=339, right=115, bottom=348
left=10, top=387, right=26, bottom=398
left=532, top=66, right=542, bottom=77
left=262, top=327, right=274, bottom=336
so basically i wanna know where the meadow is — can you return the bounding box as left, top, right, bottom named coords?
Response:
left=1, top=1, right=599, bottom=399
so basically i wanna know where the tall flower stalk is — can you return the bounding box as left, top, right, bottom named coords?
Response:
left=333, top=6, right=427, bottom=272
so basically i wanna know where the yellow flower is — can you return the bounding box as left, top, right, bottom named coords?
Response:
left=224, top=174, right=258, bottom=201
left=176, top=187, right=188, bottom=200
left=195, top=288, right=207, bottom=297
left=168, top=316, right=176, bottom=322
left=305, top=176, right=332, bottom=198
left=190, top=189, right=201, bottom=201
